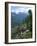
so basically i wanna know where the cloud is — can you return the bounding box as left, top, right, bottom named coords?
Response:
left=11, top=7, right=29, bottom=14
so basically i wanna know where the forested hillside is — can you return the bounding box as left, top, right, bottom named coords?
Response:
left=11, top=9, right=32, bottom=39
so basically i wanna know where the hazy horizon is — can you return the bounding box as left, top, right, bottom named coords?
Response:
left=11, top=6, right=32, bottom=14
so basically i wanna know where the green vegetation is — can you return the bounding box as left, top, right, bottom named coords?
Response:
left=11, top=9, right=32, bottom=39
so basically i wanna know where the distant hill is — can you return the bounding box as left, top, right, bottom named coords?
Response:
left=11, top=12, right=27, bottom=27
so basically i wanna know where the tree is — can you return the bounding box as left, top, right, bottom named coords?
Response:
left=28, top=9, right=32, bottom=32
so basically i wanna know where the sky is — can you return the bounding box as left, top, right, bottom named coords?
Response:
left=11, top=6, right=31, bottom=14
